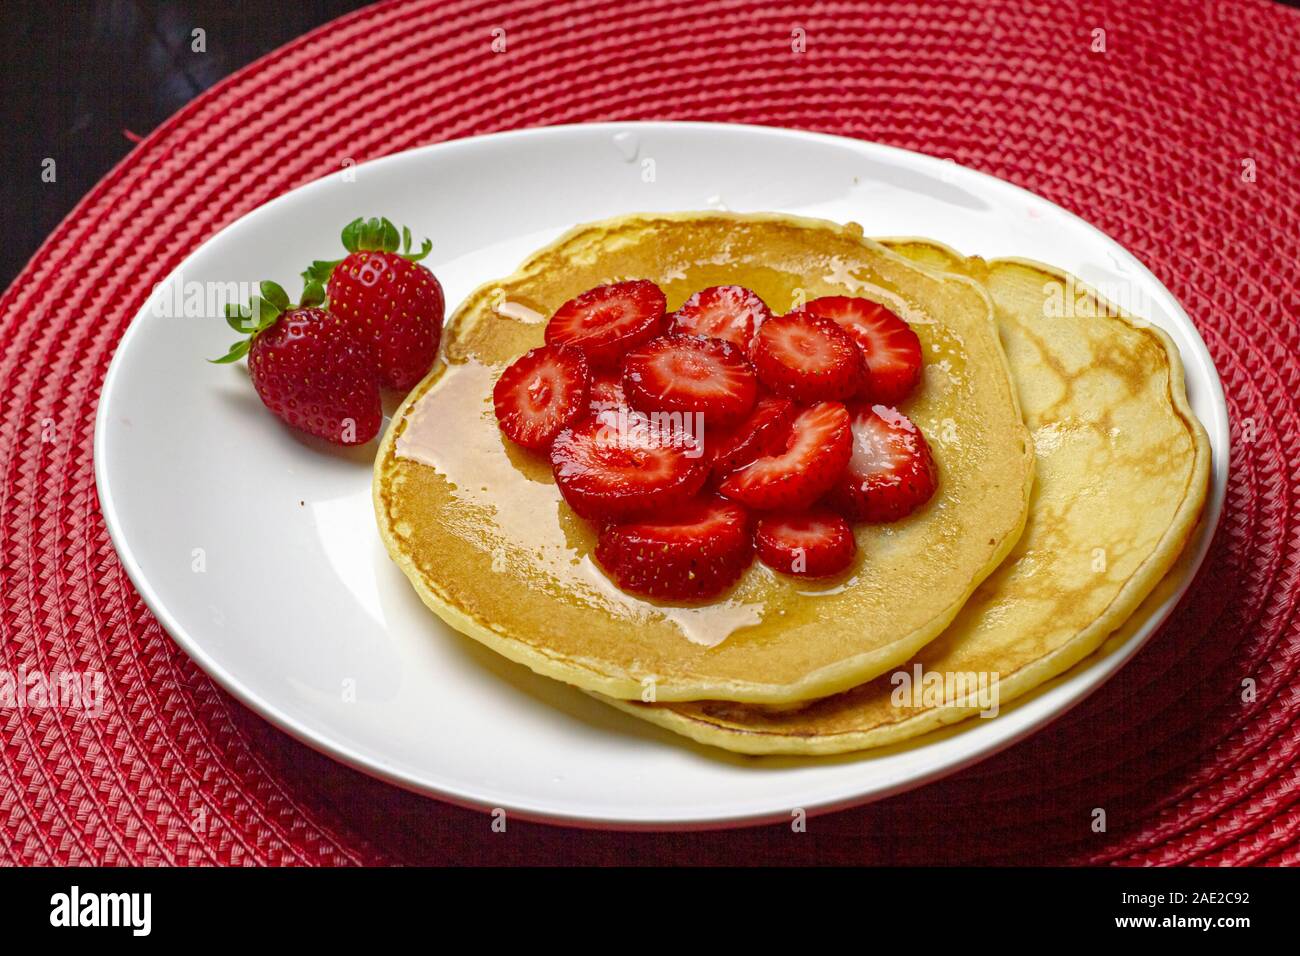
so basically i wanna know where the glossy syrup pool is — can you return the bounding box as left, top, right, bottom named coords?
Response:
left=395, top=260, right=967, bottom=648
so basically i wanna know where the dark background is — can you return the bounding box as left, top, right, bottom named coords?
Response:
left=0, top=0, right=371, bottom=288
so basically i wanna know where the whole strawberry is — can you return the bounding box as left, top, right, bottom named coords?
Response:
left=211, top=280, right=382, bottom=446
left=304, top=217, right=444, bottom=392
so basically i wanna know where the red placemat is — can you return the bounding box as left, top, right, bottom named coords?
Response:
left=2, top=0, right=1298, bottom=866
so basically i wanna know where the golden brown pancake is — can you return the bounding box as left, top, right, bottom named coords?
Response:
left=373, top=214, right=1034, bottom=704
left=601, top=240, right=1211, bottom=750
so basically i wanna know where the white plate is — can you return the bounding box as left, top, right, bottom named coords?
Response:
left=95, top=122, right=1228, bottom=829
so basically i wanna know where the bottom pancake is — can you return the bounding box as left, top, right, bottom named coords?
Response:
left=600, top=240, right=1211, bottom=754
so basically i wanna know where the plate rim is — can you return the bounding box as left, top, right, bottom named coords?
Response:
left=93, top=120, right=1229, bottom=830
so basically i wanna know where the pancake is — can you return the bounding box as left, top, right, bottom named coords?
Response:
left=601, top=240, right=1211, bottom=750
left=373, top=214, right=1034, bottom=704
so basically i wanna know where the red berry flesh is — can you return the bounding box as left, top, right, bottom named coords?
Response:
left=668, top=285, right=771, bottom=350
left=755, top=509, right=857, bottom=577
left=751, top=311, right=866, bottom=402
left=549, top=414, right=708, bottom=521
left=596, top=496, right=754, bottom=600
left=707, top=396, right=797, bottom=481
left=622, top=333, right=757, bottom=428
left=826, top=404, right=938, bottom=522
left=799, top=297, right=922, bottom=405
left=587, top=367, right=628, bottom=417
left=544, top=280, right=666, bottom=368
left=718, top=401, right=852, bottom=511
left=492, top=345, right=591, bottom=450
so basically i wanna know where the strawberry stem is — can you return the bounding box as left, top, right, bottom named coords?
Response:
left=207, top=279, right=315, bottom=364
left=341, top=216, right=400, bottom=254
left=302, top=216, right=432, bottom=288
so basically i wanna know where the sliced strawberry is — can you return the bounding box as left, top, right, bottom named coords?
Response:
left=549, top=414, right=707, bottom=520
left=668, top=285, right=771, bottom=350
left=622, top=333, right=757, bottom=427
left=751, top=312, right=866, bottom=402
left=492, top=345, right=590, bottom=450
left=587, top=368, right=627, bottom=416
left=719, top=401, right=852, bottom=510
left=544, top=280, right=666, bottom=368
left=826, top=404, right=938, bottom=522
left=707, top=396, right=797, bottom=480
left=755, top=509, right=857, bottom=577
left=800, top=297, right=922, bottom=404
left=596, top=496, right=753, bottom=600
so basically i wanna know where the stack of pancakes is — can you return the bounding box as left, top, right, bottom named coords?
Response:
left=374, top=213, right=1210, bottom=755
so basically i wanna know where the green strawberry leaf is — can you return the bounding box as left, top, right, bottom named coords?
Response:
left=260, top=280, right=290, bottom=311
left=403, top=237, right=433, bottom=263
left=208, top=338, right=251, bottom=364
left=340, top=217, right=365, bottom=254
left=256, top=294, right=281, bottom=330
left=300, top=279, right=326, bottom=309
left=209, top=276, right=319, bottom=367
left=333, top=216, right=431, bottom=261
left=358, top=217, right=379, bottom=251
left=302, top=258, right=340, bottom=286
left=226, top=306, right=256, bottom=333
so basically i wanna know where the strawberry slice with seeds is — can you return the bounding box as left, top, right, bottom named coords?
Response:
left=719, top=401, right=852, bottom=510
left=751, top=311, right=866, bottom=402
left=544, top=280, right=667, bottom=368
left=708, top=396, right=797, bottom=480
left=492, top=345, right=591, bottom=450
left=668, top=285, right=771, bottom=350
left=596, top=496, right=754, bottom=600
left=622, top=333, right=757, bottom=427
left=800, top=297, right=922, bottom=405
left=826, top=404, right=938, bottom=522
left=549, top=414, right=708, bottom=520
left=755, top=509, right=857, bottom=577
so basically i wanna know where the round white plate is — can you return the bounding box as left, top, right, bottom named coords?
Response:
left=95, top=122, right=1228, bottom=829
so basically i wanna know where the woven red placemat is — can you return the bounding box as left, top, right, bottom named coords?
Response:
left=2, top=0, right=1298, bottom=866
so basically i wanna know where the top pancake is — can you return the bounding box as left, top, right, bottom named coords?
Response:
left=373, top=213, right=1034, bottom=703
left=601, top=240, right=1211, bottom=748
